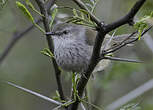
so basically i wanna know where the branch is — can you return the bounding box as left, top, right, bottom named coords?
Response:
left=69, top=0, right=146, bottom=110
left=103, top=26, right=152, bottom=55
left=103, top=56, right=143, bottom=63
left=35, top=0, right=66, bottom=103
left=105, top=0, right=146, bottom=33
left=4, top=81, right=62, bottom=106
left=0, top=0, right=54, bottom=65
left=69, top=30, right=106, bottom=110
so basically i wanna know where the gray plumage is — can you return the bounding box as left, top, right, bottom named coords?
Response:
left=48, top=23, right=135, bottom=73
left=52, top=23, right=93, bottom=72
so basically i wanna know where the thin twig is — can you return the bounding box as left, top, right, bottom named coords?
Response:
left=105, top=0, right=146, bottom=33
left=103, top=31, right=137, bottom=54
left=35, top=0, right=66, bottom=104
left=103, top=26, right=152, bottom=55
left=4, top=81, right=62, bottom=105
left=0, top=18, right=41, bottom=65
left=103, top=56, right=143, bottom=63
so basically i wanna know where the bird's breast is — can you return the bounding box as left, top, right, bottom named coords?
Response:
left=54, top=41, right=92, bottom=72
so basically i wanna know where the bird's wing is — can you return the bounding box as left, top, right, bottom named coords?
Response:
left=85, top=26, right=137, bottom=47
left=85, top=28, right=97, bottom=46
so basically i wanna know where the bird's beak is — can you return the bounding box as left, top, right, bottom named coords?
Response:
left=46, top=32, right=56, bottom=36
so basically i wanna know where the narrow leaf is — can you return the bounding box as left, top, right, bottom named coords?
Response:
left=81, top=11, right=85, bottom=20
left=25, top=0, right=44, bottom=17
left=134, top=22, right=148, bottom=40
left=16, top=1, right=34, bottom=23
left=50, top=5, right=58, bottom=28
left=41, top=48, right=54, bottom=58
left=73, top=8, right=78, bottom=17
left=52, top=90, right=63, bottom=102
left=16, top=1, right=45, bottom=33
left=79, top=9, right=89, bottom=15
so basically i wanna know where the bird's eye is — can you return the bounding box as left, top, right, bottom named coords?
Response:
left=63, top=30, right=69, bottom=34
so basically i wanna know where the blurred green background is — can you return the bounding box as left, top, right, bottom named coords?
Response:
left=0, top=0, right=153, bottom=110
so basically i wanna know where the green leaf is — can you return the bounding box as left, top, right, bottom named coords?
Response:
left=73, top=8, right=78, bottom=17
left=134, top=21, right=148, bottom=40
left=16, top=1, right=34, bottom=23
left=67, top=8, right=97, bottom=28
left=16, top=1, right=45, bottom=33
left=56, top=90, right=60, bottom=98
left=41, top=48, right=54, bottom=58
left=52, top=90, right=61, bottom=101
left=25, top=0, right=44, bottom=17
left=134, top=11, right=153, bottom=36
left=81, top=11, right=85, bottom=19
left=79, top=9, right=89, bottom=15
left=52, top=90, right=66, bottom=103
left=49, top=5, right=58, bottom=28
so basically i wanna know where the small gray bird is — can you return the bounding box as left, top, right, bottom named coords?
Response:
left=46, top=23, right=134, bottom=73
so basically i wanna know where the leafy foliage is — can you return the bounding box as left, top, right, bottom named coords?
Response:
left=66, top=8, right=97, bottom=28
left=41, top=48, right=54, bottom=58
left=134, top=11, right=153, bottom=40
left=25, top=0, right=44, bottom=17
left=66, top=0, right=99, bottom=28
left=16, top=1, right=45, bottom=33
left=52, top=90, right=65, bottom=102
left=49, top=4, right=58, bottom=28
left=16, top=1, right=34, bottom=22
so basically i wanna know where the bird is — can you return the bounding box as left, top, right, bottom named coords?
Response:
left=46, top=23, right=135, bottom=73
